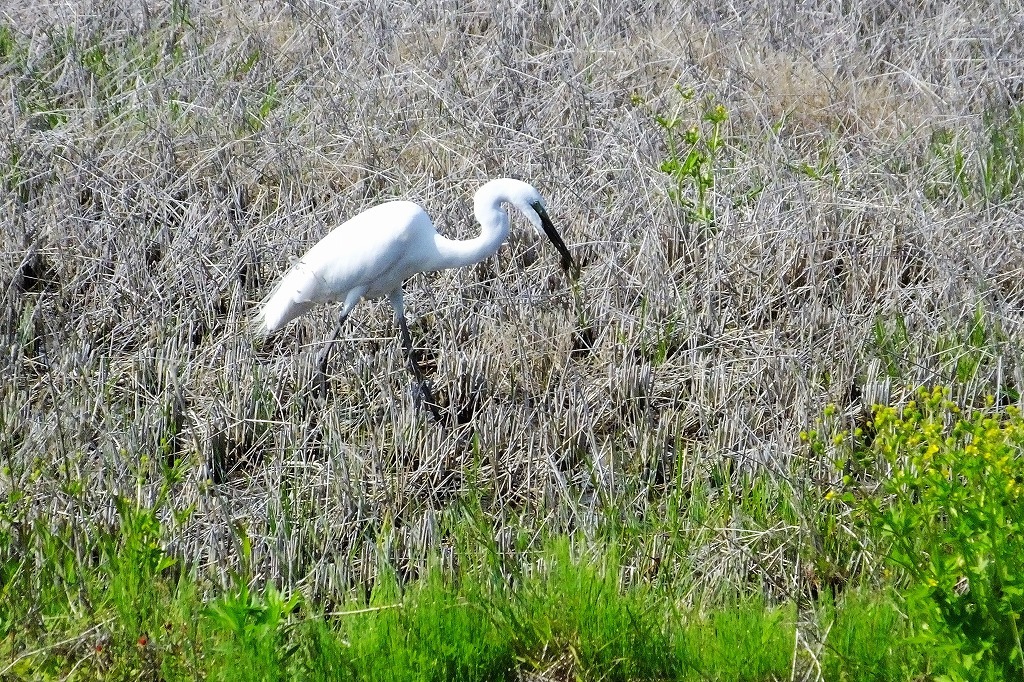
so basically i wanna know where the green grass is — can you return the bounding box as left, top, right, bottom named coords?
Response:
left=820, top=591, right=923, bottom=682
left=0, top=492, right=921, bottom=680
left=926, top=104, right=1024, bottom=205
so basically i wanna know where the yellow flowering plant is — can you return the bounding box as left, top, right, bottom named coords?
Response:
left=862, top=387, right=1024, bottom=679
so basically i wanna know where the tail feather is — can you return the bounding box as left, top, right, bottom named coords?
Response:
left=252, top=262, right=319, bottom=335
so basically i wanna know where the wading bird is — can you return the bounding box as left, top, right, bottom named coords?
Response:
left=256, top=178, right=576, bottom=416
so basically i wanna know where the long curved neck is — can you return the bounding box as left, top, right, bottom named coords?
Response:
left=432, top=198, right=510, bottom=269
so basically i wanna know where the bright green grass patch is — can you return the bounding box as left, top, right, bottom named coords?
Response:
left=819, top=590, right=924, bottom=682
left=672, top=600, right=795, bottom=681
left=0, top=491, right=922, bottom=680
left=329, top=565, right=514, bottom=682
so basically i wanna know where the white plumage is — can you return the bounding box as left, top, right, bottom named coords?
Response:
left=256, top=178, right=574, bottom=336
left=257, top=201, right=430, bottom=333
left=255, top=178, right=575, bottom=411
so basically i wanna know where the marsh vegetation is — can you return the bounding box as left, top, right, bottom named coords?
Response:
left=1, top=0, right=1023, bottom=678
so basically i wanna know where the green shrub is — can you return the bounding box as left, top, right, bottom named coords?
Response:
left=204, top=582, right=301, bottom=682
left=863, top=387, right=1024, bottom=679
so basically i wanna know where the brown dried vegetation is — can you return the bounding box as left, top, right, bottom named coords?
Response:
left=1, top=0, right=1022, bottom=605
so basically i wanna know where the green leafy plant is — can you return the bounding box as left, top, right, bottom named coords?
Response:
left=979, top=105, right=1024, bottom=202
left=205, top=581, right=301, bottom=682
left=246, top=81, right=281, bottom=132
left=926, top=129, right=971, bottom=202
left=870, top=314, right=912, bottom=379
left=927, top=105, right=1024, bottom=205
left=104, top=496, right=179, bottom=639
left=861, top=387, right=1024, bottom=679
left=935, top=306, right=1000, bottom=385
left=642, top=87, right=728, bottom=226
left=0, top=25, right=28, bottom=68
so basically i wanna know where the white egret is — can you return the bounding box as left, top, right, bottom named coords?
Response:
left=256, top=178, right=576, bottom=415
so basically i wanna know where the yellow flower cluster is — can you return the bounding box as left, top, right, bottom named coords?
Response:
left=842, top=385, right=1024, bottom=671
left=870, top=386, right=1024, bottom=501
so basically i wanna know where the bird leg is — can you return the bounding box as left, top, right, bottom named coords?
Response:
left=397, top=315, right=441, bottom=421
left=314, top=310, right=350, bottom=398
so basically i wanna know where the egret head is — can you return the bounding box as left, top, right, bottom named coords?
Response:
left=490, top=179, right=576, bottom=278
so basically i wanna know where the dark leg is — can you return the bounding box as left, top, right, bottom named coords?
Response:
left=388, top=289, right=441, bottom=421
left=314, top=310, right=349, bottom=398
left=397, top=315, right=441, bottom=421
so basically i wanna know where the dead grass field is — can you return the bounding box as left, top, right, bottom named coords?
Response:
left=2, top=0, right=1023, bottom=606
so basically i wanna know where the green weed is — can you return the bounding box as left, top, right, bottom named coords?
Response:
left=642, top=87, right=729, bottom=227
left=0, top=25, right=28, bottom=69
left=936, top=306, right=998, bottom=385
left=339, top=565, right=516, bottom=682
left=871, top=314, right=912, bottom=379
left=205, top=582, right=301, bottom=682
left=927, top=105, right=1024, bottom=205
left=979, top=105, right=1024, bottom=202
left=673, top=599, right=794, bottom=681
left=0, top=491, right=935, bottom=679
left=839, top=387, right=1024, bottom=679
left=820, top=590, right=920, bottom=682
left=102, top=497, right=178, bottom=641
left=246, top=81, right=281, bottom=133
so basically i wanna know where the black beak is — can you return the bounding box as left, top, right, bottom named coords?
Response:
left=532, top=202, right=577, bottom=279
